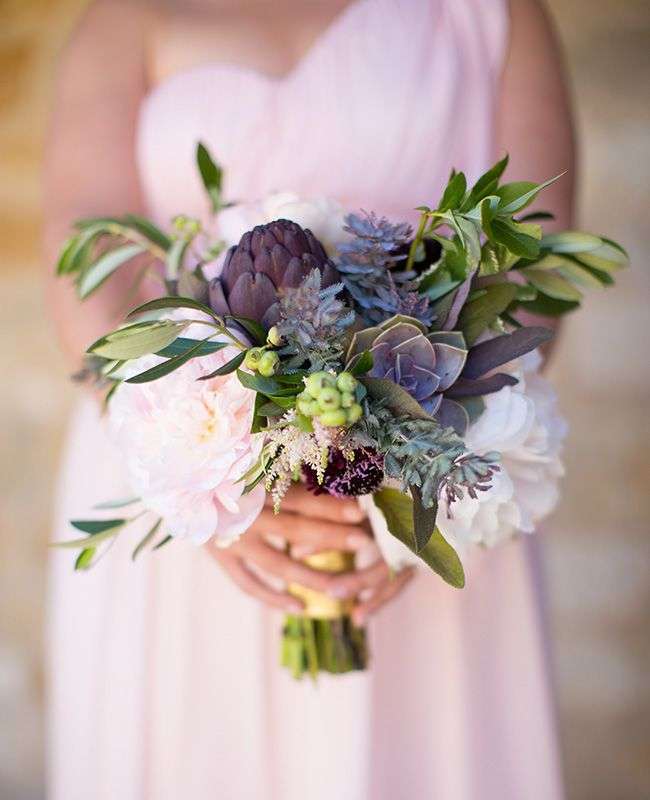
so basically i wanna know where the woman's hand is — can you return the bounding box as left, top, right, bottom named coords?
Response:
left=208, top=483, right=414, bottom=626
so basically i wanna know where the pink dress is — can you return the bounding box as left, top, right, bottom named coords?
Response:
left=47, top=1, right=564, bottom=797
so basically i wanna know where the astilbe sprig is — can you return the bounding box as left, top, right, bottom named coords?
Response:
left=356, top=400, right=500, bottom=510
left=263, top=415, right=336, bottom=509
left=275, top=269, right=354, bottom=371
left=336, top=212, right=433, bottom=326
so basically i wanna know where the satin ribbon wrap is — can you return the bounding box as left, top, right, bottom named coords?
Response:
left=288, top=550, right=354, bottom=619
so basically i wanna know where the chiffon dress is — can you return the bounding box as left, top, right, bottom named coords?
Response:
left=48, top=1, right=565, bottom=797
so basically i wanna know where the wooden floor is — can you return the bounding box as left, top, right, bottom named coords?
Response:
left=0, top=1, right=648, bottom=797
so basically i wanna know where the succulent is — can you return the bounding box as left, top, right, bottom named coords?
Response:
left=335, top=213, right=433, bottom=326
left=303, top=447, right=384, bottom=497
left=350, top=317, right=555, bottom=434
left=208, top=220, right=340, bottom=329
left=275, top=270, right=355, bottom=371
left=351, top=318, right=466, bottom=412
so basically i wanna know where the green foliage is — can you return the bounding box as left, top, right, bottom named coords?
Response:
left=197, top=142, right=224, bottom=213
left=415, top=158, right=627, bottom=327
left=372, top=487, right=465, bottom=588
left=88, top=320, right=190, bottom=360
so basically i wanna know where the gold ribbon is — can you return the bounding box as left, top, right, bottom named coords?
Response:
left=288, top=549, right=353, bottom=620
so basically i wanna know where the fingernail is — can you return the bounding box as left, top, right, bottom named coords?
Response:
left=330, top=584, right=352, bottom=599
left=288, top=601, right=303, bottom=613
left=346, top=533, right=369, bottom=549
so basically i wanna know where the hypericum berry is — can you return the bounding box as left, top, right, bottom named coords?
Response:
left=336, top=372, right=357, bottom=393
left=340, top=391, right=355, bottom=409
left=317, top=386, right=342, bottom=411
left=296, top=396, right=319, bottom=417
left=346, top=403, right=363, bottom=424
left=304, top=371, right=336, bottom=398
left=244, top=347, right=265, bottom=371
left=266, top=326, right=283, bottom=346
left=258, top=351, right=280, bottom=377
left=319, top=409, right=348, bottom=427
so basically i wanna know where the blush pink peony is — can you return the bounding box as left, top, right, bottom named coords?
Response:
left=108, top=322, right=264, bottom=545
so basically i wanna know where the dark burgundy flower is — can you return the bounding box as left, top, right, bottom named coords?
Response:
left=303, top=448, right=384, bottom=498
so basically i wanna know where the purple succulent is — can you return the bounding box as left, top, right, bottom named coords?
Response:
left=208, top=220, right=340, bottom=329
left=364, top=320, right=467, bottom=415
left=350, top=317, right=555, bottom=434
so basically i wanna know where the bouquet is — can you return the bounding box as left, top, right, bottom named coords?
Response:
left=55, top=144, right=627, bottom=678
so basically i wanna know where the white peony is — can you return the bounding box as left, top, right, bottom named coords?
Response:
left=368, top=351, right=567, bottom=569
left=108, top=319, right=265, bottom=546
left=439, top=351, right=567, bottom=549
left=215, top=192, right=349, bottom=254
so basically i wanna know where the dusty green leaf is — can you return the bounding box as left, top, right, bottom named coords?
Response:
left=88, top=320, right=188, bottom=360
left=78, top=243, right=144, bottom=299
left=372, top=488, right=465, bottom=588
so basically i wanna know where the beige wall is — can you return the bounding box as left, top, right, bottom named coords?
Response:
left=0, top=1, right=648, bottom=798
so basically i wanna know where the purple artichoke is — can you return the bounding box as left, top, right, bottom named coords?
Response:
left=209, top=220, right=340, bottom=329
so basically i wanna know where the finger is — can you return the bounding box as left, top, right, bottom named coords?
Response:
left=351, top=568, right=415, bottom=626
left=325, top=559, right=391, bottom=600
left=243, top=541, right=343, bottom=594
left=265, top=483, right=366, bottom=524
left=219, top=554, right=304, bottom=613
left=249, top=509, right=372, bottom=555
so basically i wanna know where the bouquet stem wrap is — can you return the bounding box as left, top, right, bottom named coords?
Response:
left=281, top=550, right=368, bottom=679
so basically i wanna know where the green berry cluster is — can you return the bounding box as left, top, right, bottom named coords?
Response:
left=296, top=371, right=363, bottom=427
left=244, top=347, right=279, bottom=377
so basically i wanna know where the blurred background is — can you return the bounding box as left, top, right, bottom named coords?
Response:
left=0, top=1, right=648, bottom=798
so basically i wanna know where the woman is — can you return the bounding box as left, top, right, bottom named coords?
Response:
left=45, top=1, right=574, bottom=798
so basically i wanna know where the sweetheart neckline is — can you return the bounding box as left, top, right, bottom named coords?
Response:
left=142, top=0, right=368, bottom=104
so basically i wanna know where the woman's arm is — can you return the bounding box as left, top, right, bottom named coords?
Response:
left=497, top=0, right=576, bottom=230
left=496, top=0, right=576, bottom=340
left=43, top=0, right=153, bottom=367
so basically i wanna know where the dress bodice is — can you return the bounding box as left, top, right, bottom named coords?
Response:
left=136, top=0, right=508, bottom=226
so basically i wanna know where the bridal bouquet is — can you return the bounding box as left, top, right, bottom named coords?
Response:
left=55, top=144, right=627, bottom=678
